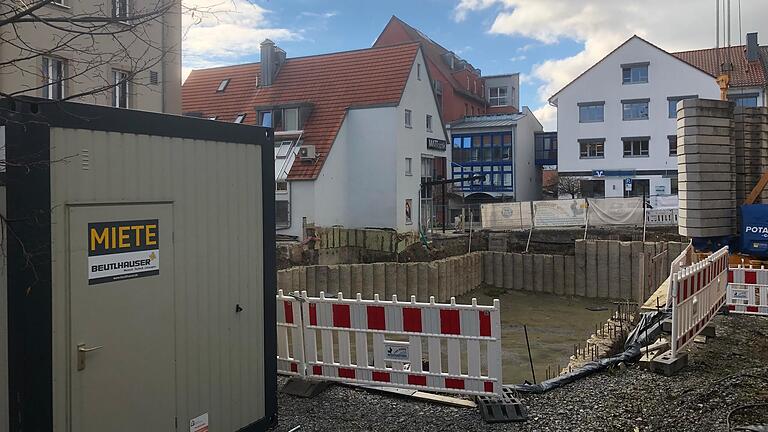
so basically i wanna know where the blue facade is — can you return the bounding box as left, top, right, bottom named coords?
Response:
left=451, top=132, right=514, bottom=193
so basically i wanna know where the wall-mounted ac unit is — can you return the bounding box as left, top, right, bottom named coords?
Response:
left=298, top=145, right=316, bottom=160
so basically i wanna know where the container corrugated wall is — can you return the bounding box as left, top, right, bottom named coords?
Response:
left=49, top=128, right=266, bottom=431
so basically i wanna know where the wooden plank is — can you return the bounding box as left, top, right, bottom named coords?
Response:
left=640, top=276, right=670, bottom=311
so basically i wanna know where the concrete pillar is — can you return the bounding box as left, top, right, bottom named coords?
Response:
left=513, top=253, right=524, bottom=291
left=619, top=242, right=632, bottom=299
left=483, top=252, right=494, bottom=286
left=373, top=263, right=385, bottom=297
left=361, top=264, right=374, bottom=299
left=523, top=254, right=534, bottom=291
left=597, top=240, right=609, bottom=299
left=564, top=256, right=575, bottom=296
left=298, top=267, right=307, bottom=293
left=351, top=264, right=363, bottom=298
left=417, top=263, right=429, bottom=302
left=291, top=268, right=302, bottom=293
left=574, top=240, right=586, bottom=297
left=503, top=253, right=513, bottom=290
left=543, top=255, right=554, bottom=294
left=449, top=258, right=457, bottom=298
left=461, top=255, right=470, bottom=295
left=473, top=253, right=482, bottom=289
left=493, top=253, right=504, bottom=288
left=340, top=265, right=352, bottom=299
left=608, top=240, right=620, bottom=300
left=553, top=255, right=565, bottom=296
left=407, top=263, right=419, bottom=300
left=385, top=263, right=398, bottom=298
left=585, top=241, right=597, bottom=298
left=397, top=263, right=408, bottom=300
left=306, top=266, right=317, bottom=297
left=428, top=263, right=439, bottom=302
left=438, top=260, right=448, bottom=302
left=328, top=265, right=340, bottom=295
left=316, top=265, right=329, bottom=295
left=533, top=254, right=544, bottom=292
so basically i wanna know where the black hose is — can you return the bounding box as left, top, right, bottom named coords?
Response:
left=508, top=310, right=670, bottom=393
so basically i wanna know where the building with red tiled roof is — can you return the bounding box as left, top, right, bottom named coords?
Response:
left=182, top=41, right=450, bottom=236
left=373, top=16, right=520, bottom=123
left=548, top=33, right=768, bottom=199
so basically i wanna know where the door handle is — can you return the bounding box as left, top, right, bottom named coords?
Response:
left=77, top=343, right=104, bottom=371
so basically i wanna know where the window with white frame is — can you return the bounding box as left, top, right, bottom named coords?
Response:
left=113, top=0, right=128, bottom=19
left=404, top=109, right=412, bottom=127
left=405, top=157, right=412, bottom=176
left=275, top=140, right=293, bottom=158
left=622, top=63, right=648, bottom=84
left=489, top=87, right=507, bottom=107
left=426, top=114, right=432, bottom=132
left=579, top=138, right=605, bottom=158
left=42, top=57, right=64, bottom=100
left=578, top=102, right=604, bottom=123
left=234, top=113, right=246, bottom=124
left=284, top=108, right=299, bottom=131
left=622, top=99, right=649, bottom=120
left=216, top=79, right=230, bottom=92
left=275, top=181, right=288, bottom=192
left=623, top=137, right=650, bottom=157
left=112, top=70, right=129, bottom=108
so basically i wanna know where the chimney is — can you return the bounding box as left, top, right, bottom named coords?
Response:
left=746, top=32, right=759, bottom=62
left=260, top=39, right=275, bottom=86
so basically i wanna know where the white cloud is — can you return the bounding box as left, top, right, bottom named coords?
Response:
left=182, top=0, right=301, bottom=70
left=300, top=11, right=338, bottom=19
left=454, top=0, right=768, bottom=129
left=509, top=55, right=526, bottom=62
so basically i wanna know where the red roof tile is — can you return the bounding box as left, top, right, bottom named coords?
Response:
left=673, top=45, right=767, bottom=88
left=182, top=43, right=420, bottom=180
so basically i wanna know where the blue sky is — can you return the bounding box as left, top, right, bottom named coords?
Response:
left=183, top=0, right=768, bottom=129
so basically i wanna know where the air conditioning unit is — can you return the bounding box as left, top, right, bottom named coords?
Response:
left=298, top=145, right=316, bottom=160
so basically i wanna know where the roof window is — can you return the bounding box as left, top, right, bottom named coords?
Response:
left=217, top=79, right=230, bottom=92
left=234, top=113, right=246, bottom=124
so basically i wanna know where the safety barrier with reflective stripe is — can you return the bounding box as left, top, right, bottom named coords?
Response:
left=276, top=289, right=503, bottom=396
left=670, top=247, right=729, bottom=359
left=665, top=241, right=694, bottom=307
left=728, top=266, right=768, bottom=285
left=276, top=291, right=305, bottom=376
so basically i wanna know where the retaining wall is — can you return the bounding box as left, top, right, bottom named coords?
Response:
left=278, top=240, right=688, bottom=302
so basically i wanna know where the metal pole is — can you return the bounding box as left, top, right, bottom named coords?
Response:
left=525, top=205, right=536, bottom=253
left=524, top=324, right=537, bottom=384
left=583, top=198, right=590, bottom=241
left=442, top=182, right=446, bottom=234
left=716, top=0, right=720, bottom=49
left=468, top=210, right=473, bottom=253
left=642, top=191, right=647, bottom=242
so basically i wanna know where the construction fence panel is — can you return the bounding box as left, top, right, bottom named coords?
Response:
left=276, top=290, right=306, bottom=375
left=727, top=266, right=768, bottom=315
left=480, top=201, right=533, bottom=231
left=670, top=247, right=729, bottom=359
left=300, top=292, right=502, bottom=397
left=587, top=197, right=644, bottom=226
left=666, top=242, right=694, bottom=306
left=645, top=208, right=679, bottom=226
left=533, top=199, right=588, bottom=227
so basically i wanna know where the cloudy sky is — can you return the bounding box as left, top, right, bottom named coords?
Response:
left=182, top=0, right=768, bottom=129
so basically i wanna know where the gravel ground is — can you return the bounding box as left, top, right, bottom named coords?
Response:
left=270, top=314, right=768, bottom=432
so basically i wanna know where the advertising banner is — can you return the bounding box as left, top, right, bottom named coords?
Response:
left=87, top=219, right=160, bottom=284
left=533, top=199, right=587, bottom=227
left=480, top=202, right=533, bottom=230
left=588, top=197, right=644, bottom=226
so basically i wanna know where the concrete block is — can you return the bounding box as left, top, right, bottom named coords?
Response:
left=427, top=263, right=439, bottom=302
left=585, top=241, right=597, bottom=298
left=678, top=198, right=736, bottom=210
left=650, top=351, right=689, bottom=376
left=678, top=215, right=734, bottom=228
left=575, top=240, right=586, bottom=297
left=488, top=233, right=508, bottom=252
left=533, top=254, right=544, bottom=292
left=350, top=265, right=363, bottom=297
left=597, top=240, right=609, bottom=299
left=277, top=270, right=289, bottom=294
left=438, top=260, right=448, bottom=302
left=564, top=255, right=575, bottom=296
left=677, top=116, right=735, bottom=128
left=339, top=265, right=352, bottom=299
left=543, top=255, right=554, bottom=294
left=316, top=265, right=329, bottom=295
left=396, top=263, right=408, bottom=300
left=446, top=258, right=455, bottom=299
left=306, top=266, right=317, bottom=297
left=503, top=253, right=514, bottom=290
left=678, top=134, right=733, bottom=146
left=361, top=265, right=374, bottom=299
left=677, top=142, right=734, bottom=155
left=407, top=263, right=419, bottom=300
left=608, top=240, right=621, bottom=299
left=298, top=267, right=307, bottom=293
left=619, top=243, right=632, bottom=300
left=483, top=251, right=494, bottom=285
left=372, top=263, right=385, bottom=297
left=678, top=125, right=732, bottom=137
left=385, top=263, right=398, bottom=299
left=553, top=255, right=565, bottom=296
left=677, top=180, right=734, bottom=192
left=328, top=265, right=340, bottom=295
left=513, top=253, right=524, bottom=291
left=494, top=252, right=504, bottom=288
left=523, top=254, right=534, bottom=291
left=417, top=263, right=429, bottom=303
left=678, top=190, right=735, bottom=200
left=679, top=226, right=734, bottom=237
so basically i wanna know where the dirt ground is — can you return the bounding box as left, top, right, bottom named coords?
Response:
left=270, top=313, right=768, bottom=432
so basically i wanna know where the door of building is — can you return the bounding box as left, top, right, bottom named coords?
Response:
left=68, top=203, right=175, bottom=432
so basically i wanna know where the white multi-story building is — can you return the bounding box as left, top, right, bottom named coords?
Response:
left=549, top=34, right=767, bottom=198
left=183, top=41, right=449, bottom=237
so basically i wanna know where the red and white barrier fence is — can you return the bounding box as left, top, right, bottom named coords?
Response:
left=670, top=247, right=729, bottom=359
left=665, top=242, right=694, bottom=307
left=727, top=266, right=768, bottom=316
left=276, top=289, right=503, bottom=397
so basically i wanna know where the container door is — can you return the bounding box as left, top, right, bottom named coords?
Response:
left=68, top=203, right=175, bottom=432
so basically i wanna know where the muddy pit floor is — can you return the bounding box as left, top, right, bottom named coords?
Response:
left=270, top=314, right=768, bottom=432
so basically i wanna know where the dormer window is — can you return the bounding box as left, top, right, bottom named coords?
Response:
left=217, top=79, right=230, bottom=92
left=234, top=113, right=246, bottom=124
